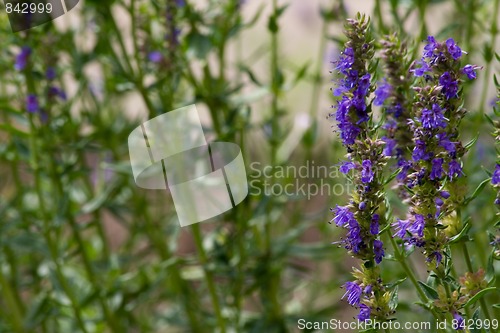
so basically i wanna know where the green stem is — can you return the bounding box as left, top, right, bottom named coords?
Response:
left=306, top=18, right=328, bottom=160
left=478, top=0, right=499, bottom=116
left=191, top=224, right=226, bottom=332
left=0, top=269, right=25, bottom=333
left=389, top=237, right=429, bottom=304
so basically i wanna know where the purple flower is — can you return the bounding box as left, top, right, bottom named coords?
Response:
left=412, top=60, right=430, bottom=77
left=335, top=96, right=361, bottom=145
left=412, top=140, right=432, bottom=161
left=356, top=73, right=371, bottom=98
left=341, top=281, right=362, bottom=306
left=440, top=191, right=451, bottom=199
left=492, top=164, right=500, bottom=185
left=340, top=160, right=356, bottom=174
left=388, top=103, right=403, bottom=118
left=423, top=36, right=438, bottom=59
left=364, top=285, right=372, bottom=295
left=448, top=159, right=463, bottom=179
left=439, top=72, right=458, bottom=99
left=357, top=304, right=371, bottom=321
left=359, top=201, right=367, bottom=210
left=370, top=214, right=379, bottom=235
left=148, top=51, right=163, bottom=63
left=176, top=0, right=186, bottom=6
left=392, top=219, right=411, bottom=238
left=382, top=137, right=397, bottom=157
left=421, top=104, right=447, bottom=129
left=435, top=197, right=444, bottom=206
left=437, top=133, right=456, bottom=153
left=46, top=67, right=56, bottom=80
left=408, top=214, right=425, bottom=237
left=453, top=312, right=465, bottom=331
left=336, top=47, right=355, bottom=75
left=48, top=86, right=67, bottom=100
left=428, top=251, right=443, bottom=267
left=462, top=64, right=477, bottom=80
left=373, top=240, right=384, bottom=264
left=26, top=94, right=39, bottom=113
left=331, top=205, right=355, bottom=227
left=15, top=46, right=31, bottom=71
left=361, top=160, right=374, bottom=183
left=374, top=80, right=392, bottom=106
left=346, top=221, right=363, bottom=253
left=446, top=38, right=462, bottom=60
left=430, top=158, right=444, bottom=180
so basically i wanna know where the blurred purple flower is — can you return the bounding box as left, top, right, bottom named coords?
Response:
left=26, top=94, right=39, bottom=113
left=374, top=80, right=392, bottom=106
left=148, top=51, right=163, bottom=63
left=15, top=46, right=31, bottom=71
left=492, top=164, right=500, bottom=185
left=46, top=67, right=56, bottom=80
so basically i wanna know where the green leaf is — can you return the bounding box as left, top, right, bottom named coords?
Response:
left=386, top=277, right=407, bottom=289
left=389, top=286, right=399, bottom=310
left=463, top=178, right=491, bottom=206
left=463, top=134, right=479, bottom=150
left=448, top=222, right=471, bottom=244
left=384, top=168, right=401, bottom=185
left=464, top=287, right=497, bottom=308
left=418, top=281, right=439, bottom=300
left=186, top=31, right=212, bottom=59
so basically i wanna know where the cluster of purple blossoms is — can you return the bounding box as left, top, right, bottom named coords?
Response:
left=375, top=36, right=415, bottom=189
left=391, top=36, right=479, bottom=267
left=330, top=16, right=393, bottom=323
left=330, top=46, right=371, bottom=145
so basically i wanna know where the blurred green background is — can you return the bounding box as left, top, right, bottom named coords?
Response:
left=0, top=0, right=499, bottom=332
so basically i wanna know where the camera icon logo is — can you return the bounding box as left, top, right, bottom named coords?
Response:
left=5, top=0, right=79, bottom=32
left=128, top=105, right=248, bottom=227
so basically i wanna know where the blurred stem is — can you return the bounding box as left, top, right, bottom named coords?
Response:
left=52, top=175, right=121, bottom=333
left=412, top=0, right=428, bottom=60
left=106, top=5, right=156, bottom=117
left=191, top=224, right=226, bottom=332
left=143, top=206, right=202, bottom=332
left=265, top=0, right=285, bottom=327
left=464, top=0, right=475, bottom=53
left=0, top=270, right=25, bottom=333
left=374, top=0, right=387, bottom=34
left=24, top=62, right=89, bottom=333
left=307, top=17, right=328, bottom=160
left=478, top=0, right=499, bottom=116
